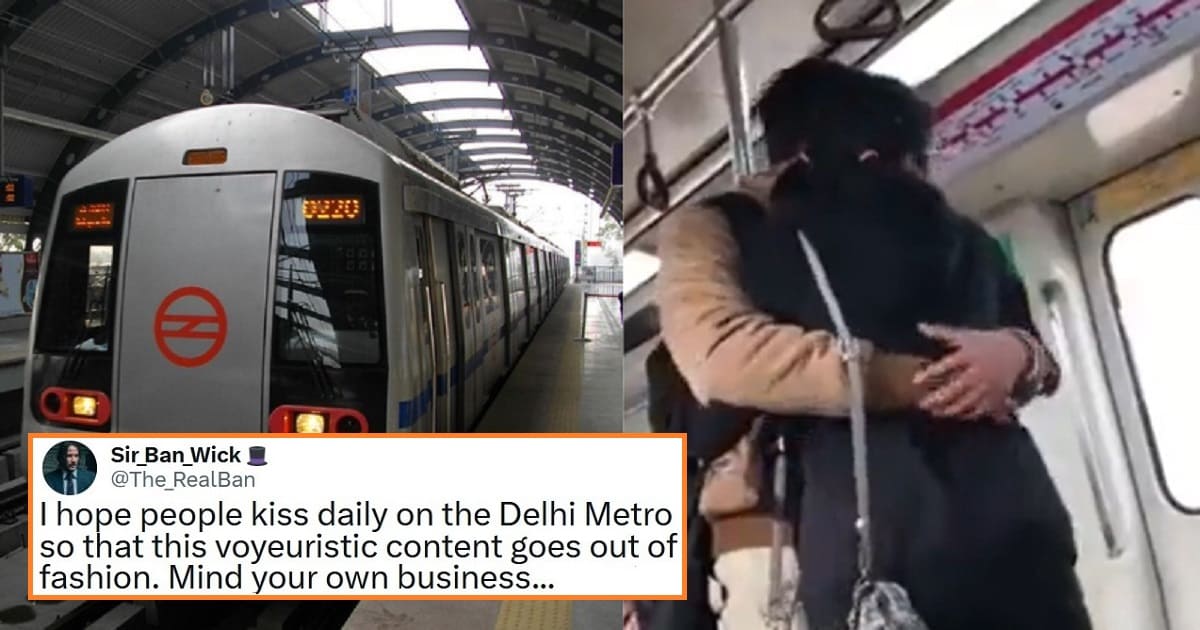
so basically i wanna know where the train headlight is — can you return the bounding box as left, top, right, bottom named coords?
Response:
left=269, top=405, right=366, bottom=433
left=295, top=413, right=326, bottom=433
left=39, top=388, right=111, bottom=427
left=72, top=395, right=98, bottom=418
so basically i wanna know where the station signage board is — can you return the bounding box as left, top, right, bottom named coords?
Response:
left=1, top=176, right=32, bottom=208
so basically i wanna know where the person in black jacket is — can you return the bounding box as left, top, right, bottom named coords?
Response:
left=634, top=58, right=1090, bottom=630
left=724, top=58, right=1091, bottom=630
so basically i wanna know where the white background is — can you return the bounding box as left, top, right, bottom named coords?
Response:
left=30, top=436, right=685, bottom=598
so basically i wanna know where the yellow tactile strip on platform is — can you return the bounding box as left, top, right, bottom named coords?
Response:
left=548, top=301, right=585, bottom=433
left=494, top=600, right=572, bottom=630
left=491, top=295, right=585, bottom=627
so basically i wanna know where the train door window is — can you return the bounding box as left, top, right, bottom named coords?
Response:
left=470, top=235, right=481, bottom=322
left=413, top=226, right=429, bottom=323
left=35, top=179, right=129, bottom=354
left=480, top=238, right=499, bottom=304
left=510, top=242, right=522, bottom=292
left=458, top=236, right=470, bottom=310
left=273, top=172, right=383, bottom=366
left=1107, top=197, right=1200, bottom=509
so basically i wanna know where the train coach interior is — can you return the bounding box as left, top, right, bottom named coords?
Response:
left=622, top=0, right=1200, bottom=629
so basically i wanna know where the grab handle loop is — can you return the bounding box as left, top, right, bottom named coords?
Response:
left=814, top=0, right=903, bottom=45
left=635, top=106, right=670, bottom=210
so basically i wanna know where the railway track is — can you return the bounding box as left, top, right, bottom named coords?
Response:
left=0, top=433, right=359, bottom=630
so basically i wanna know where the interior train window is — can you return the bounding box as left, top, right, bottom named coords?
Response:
left=35, top=179, right=128, bottom=354
left=1107, top=197, right=1200, bottom=510
left=273, top=172, right=383, bottom=367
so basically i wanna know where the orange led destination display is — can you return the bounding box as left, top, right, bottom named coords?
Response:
left=302, top=196, right=363, bottom=223
left=182, top=148, right=228, bottom=166
left=72, top=202, right=114, bottom=231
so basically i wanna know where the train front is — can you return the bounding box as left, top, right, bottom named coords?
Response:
left=23, top=104, right=394, bottom=439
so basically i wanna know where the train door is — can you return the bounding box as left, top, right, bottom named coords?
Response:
left=520, top=244, right=533, bottom=340
left=425, top=217, right=457, bottom=431
left=540, top=251, right=550, bottom=310
left=468, top=232, right=486, bottom=416
left=504, top=240, right=524, bottom=359
left=115, top=174, right=276, bottom=430
left=450, top=224, right=479, bottom=429
left=497, top=238, right=514, bottom=369
left=525, top=246, right=540, bottom=326
left=533, top=250, right=544, bottom=321
left=989, top=201, right=1166, bottom=630
left=412, top=218, right=444, bottom=432
left=471, top=231, right=484, bottom=422
left=477, top=233, right=503, bottom=397
left=1072, top=143, right=1200, bottom=630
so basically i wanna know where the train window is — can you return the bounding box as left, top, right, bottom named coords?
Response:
left=480, top=238, right=499, bottom=299
left=510, top=242, right=522, bottom=291
left=1107, top=197, right=1200, bottom=510
left=413, top=228, right=428, bottom=317
left=458, top=237, right=470, bottom=308
left=470, top=236, right=481, bottom=323
left=274, top=172, right=383, bottom=367
left=34, top=179, right=128, bottom=354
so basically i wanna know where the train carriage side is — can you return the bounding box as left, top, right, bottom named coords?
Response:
left=396, top=167, right=559, bottom=432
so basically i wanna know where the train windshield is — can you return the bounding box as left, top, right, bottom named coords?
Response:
left=34, top=180, right=128, bottom=354
left=273, top=172, right=383, bottom=367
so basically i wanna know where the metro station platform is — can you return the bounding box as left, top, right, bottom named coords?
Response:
left=341, top=283, right=623, bottom=630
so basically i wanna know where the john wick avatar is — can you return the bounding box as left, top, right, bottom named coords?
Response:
left=45, top=441, right=97, bottom=496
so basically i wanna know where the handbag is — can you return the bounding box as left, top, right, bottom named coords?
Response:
left=697, top=416, right=766, bottom=519
left=794, top=228, right=930, bottom=630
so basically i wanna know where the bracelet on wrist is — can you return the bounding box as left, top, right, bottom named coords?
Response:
left=1006, top=328, right=1043, bottom=400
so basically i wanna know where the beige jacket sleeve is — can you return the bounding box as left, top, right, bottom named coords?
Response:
left=655, top=188, right=921, bottom=416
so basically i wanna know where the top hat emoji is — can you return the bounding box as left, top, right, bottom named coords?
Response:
left=248, top=446, right=267, bottom=466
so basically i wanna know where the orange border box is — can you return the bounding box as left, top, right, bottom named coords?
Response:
left=27, top=432, right=689, bottom=602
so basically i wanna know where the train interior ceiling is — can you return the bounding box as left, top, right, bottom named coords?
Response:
left=623, top=0, right=1200, bottom=413
left=624, top=1, right=1200, bottom=629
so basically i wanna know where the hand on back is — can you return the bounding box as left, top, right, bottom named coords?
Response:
left=867, top=323, right=1029, bottom=422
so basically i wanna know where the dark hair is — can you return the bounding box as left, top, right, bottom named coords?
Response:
left=56, top=441, right=83, bottom=470
left=752, top=59, right=973, bottom=357
left=757, top=57, right=933, bottom=170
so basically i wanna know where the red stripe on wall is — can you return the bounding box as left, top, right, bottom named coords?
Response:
left=935, top=0, right=1124, bottom=120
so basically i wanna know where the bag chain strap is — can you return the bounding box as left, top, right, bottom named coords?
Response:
left=766, top=433, right=790, bottom=626
left=794, top=230, right=873, bottom=582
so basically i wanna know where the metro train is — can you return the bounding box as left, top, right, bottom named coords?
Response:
left=624, top=0, right=1200, bottom=629
left=22, top=103, right=567, bottom=437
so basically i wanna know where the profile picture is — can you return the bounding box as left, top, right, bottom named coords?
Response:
left=43, top=440, right=97, bottom=496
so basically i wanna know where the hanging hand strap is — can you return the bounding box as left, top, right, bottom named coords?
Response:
left=814, top=0, right=903, bottom=45
left=794, top=229, right=873, bottom=582
left=635, top=105, right=670, bottom=210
